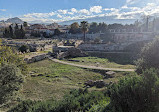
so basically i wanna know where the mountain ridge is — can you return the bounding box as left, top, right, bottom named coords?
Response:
left=0, top=17, right=24, bottom=24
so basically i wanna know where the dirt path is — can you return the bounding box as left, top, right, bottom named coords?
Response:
left=48, top=57, right=135, bottom=72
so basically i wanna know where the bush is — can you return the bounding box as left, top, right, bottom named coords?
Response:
left=9, top=69, right=159, bottom=112
left=88, top=99, right=110, bottom=112
left=8, top=100, right=57, bottom=112
left=54, top=28, right=61, bottom=36
left=0, top=46, right=28, bottom=75
left=94, top=37, right=101, bottom=43
left=108, top=69, right=159, bottom=112
left=18, top=45, right=29, bottom=53
left=0, top=64, right=24, bottom=105
left=136, top=38, right=159, bottom=74
left=9, top=89, right=109, bottom=112
left=29, top=46, right=37, bottom=52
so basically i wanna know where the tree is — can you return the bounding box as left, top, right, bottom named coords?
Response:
left=14, top=24, right=25, bottom=39
left=108, top=23, right=123, bottom=30
left=3, top=24, right=25, bottom=39
left=20, top=25, right=25, bottom=39
left=3, top=28, right=10, bottom=38
left=109, top=69, right=159, bottom=112
left=42, top=32, right=51, bottom=38
left=89, top=22, right=108, bottom=34
left=54, top=28, right=61, bottom=36
left=89, top=22, right=98, bottom=33
left=0, top=46, right=28, bottom=75
left=3, top=26, right=15, bottom=39
left=140, top=15, right=151, bottom=32
left=136, top=38, right=159, bottom=74
left=31, top=31, right=41, bottom=37
left=0, top=64, right=24, bottom=105
left=69, top=22, right=81, bottom=34
left=98, top=22, right=107, bottom=33
left=18, top=45, right=29, bottom=53
left=42, top=32, right=47, bottom=38
left=71, top=22, right=79, bottom=29
left=81, top=21, right=89, bottom=42
left=9, top=25, right=15, bottom=38
left=23, top=22, right=28, bottom=27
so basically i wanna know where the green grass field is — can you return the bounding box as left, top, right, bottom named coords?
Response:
left=21, top=59, right=103, bottom=100
left=63, top=57, right=135, bottom=69
left=20, top=59, right=133, bottom=101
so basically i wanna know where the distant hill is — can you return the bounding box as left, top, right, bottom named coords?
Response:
left=6, top=17, right=24, bottom=24
left=59, top=16, right=136, bottom=25
left=0, top=16, right=136, bottom=25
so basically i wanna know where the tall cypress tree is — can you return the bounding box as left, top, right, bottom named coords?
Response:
left=3, top=28, right=10, bottom=38
left=9, top=25, right=15, bottom=39
left=3, top=24, right=25, bottom=39
left=20, top=25, right=25, bottom=39
left=14, top=24, right=18, bottom=38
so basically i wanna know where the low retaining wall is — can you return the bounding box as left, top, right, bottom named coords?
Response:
left=78, top=43, right=125, bottom=51
left=24, top=53, right=48, bottom=63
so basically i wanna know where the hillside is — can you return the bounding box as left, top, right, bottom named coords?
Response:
left=6, top=17, right=24, bottom=24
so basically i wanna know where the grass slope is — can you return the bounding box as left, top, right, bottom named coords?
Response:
left=20, top=58, right=134, bottom=101
left=21, top=59, right=103, bottom=101
left=64, top=57, right=135, bottom=69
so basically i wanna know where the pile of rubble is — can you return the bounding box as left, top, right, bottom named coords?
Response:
left=84, top=80, right=113, bottom=88
left=24, top=53, right=48, bottom=63
left=56, top=47, right=86, bottom=59
left=104, top=71, right=116, bottom=79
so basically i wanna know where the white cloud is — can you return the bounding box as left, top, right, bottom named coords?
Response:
left=126, top=0, right=137, bottom=5
left=90, top=6, right=102, bottom=13
left=119, top=3, right=159, bottom=19
left=68, top=12, right=74, bottom=15
left=103, top=8, right=118, bottom=11
left=79, top=9, right=90, bottom=15
left=0, top=9, right=6, bottom=11
left=24, top=12, right=55, bottom=18
left=57, top=14, right=62, bottom=18
left=103, top=8, right=110, bottom=11
left=20, top=16, right=61, bottom=23
left=71, top=8, right=77, bottom=13
left=57, top=9, right=68, bottom=14
left=121, top=5, right=128, bottom=9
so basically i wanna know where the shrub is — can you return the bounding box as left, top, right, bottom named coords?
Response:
left=136, top=38, right=159, bottom=74
left=94, top=37, right=101, bottom=43
left=9, top=89, right=109, bottom=112
left=29, top=46, right=37, bottom=52
left=8, top=100, right=56, bottom=112
left=0, top=64, right=24, bottom=105
left=54, top=28, right=61, bottom=36
left=108, top=68, right=159, bottom=112
left=18, top=45, right=29, bottom=53
left=88, top=99, right=110, bottom=112
left=0, top=46, right=28, bottom=75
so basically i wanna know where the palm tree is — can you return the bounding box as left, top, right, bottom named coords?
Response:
left=81, top=21, right=89, bottom=42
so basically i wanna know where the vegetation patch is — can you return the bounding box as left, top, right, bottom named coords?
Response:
left=9, top=89, right=110, bottom=112
left=21, top=59, right=104, bottom=101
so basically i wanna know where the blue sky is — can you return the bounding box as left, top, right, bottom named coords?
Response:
left=0, top=0, right=159, bottom=23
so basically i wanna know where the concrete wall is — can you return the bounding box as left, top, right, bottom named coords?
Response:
left=66, top=33, right=101, bottom=39
left=78, top=43, right=124, bottom=52
left=110, top=32, right=154, bottom=43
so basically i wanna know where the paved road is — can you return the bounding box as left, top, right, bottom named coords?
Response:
left=48, top=57, right=135, bottom=72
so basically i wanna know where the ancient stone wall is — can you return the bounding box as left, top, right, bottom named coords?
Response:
left=24, top=53, right=48, bottom=63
